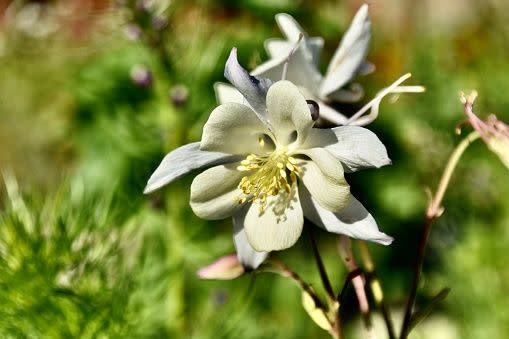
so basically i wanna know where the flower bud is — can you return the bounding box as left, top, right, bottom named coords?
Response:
left=196, top=254, right=244, bottom=280
left=130, top=65, right=152, bottom=87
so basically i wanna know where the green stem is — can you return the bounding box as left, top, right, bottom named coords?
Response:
left=400, top=131, right=480, bottom=339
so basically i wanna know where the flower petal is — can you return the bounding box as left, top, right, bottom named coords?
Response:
left=275, top=13, right=305, bottom=42
left=264, top=37, right=324, bottom=68
left=327, top=83, right=365, bottom=103
left=224, top=48, right=272, bottom=119
left=200, top=102, right=272, bottom=155
left=317, top=101, right=349, bottom=125
left=319, top=4, right=371, bottom=98
left=300, top=159, right=350, bottom=213
left=265, top=80, right=315, bottom=147
left=244, top=186, right=304, bottom=252
left=190, top=163, right=245, bottom=220
left=300, top=187, right=393, bottom=245
left=144, top=142, right=238, bottom=193
left=251, top=46, right=322, bottom=94
left=233, top=205, right=269, bottom=270
left=302, top=126, right=390, bottom=172
left=214, top=82, right=246, bottom=105
left=273, top=13, right=324, bottom=66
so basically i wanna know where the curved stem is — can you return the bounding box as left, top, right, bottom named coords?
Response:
left=400, top=131, right=480, bottom=339
left=309, top=228, right=335, bottom=301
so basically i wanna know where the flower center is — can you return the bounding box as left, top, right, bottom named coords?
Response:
left=235, top=148, right=301, bottom=212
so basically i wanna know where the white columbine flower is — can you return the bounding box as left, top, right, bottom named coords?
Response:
left=216, top=4, right=372, bottom=125
left=145, top=48, right=393, bottom=270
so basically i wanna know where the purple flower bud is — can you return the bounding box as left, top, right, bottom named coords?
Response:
left=123, top=23, right=142, bottom=41
left=169, top=85, right=189, bottom=107
left=152, top=15, right=168, bottom=31
left=130, top=65, right=152, bottom=87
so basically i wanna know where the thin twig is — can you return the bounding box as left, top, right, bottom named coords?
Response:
left=309, top=228, right=336, bottom=301
left=400, top=131, right=480, bottom=339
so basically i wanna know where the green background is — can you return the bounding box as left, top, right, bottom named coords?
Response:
left=1, top=0, right=508, bottom=338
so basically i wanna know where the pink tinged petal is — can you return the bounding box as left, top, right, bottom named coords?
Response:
left=265, top=80, right=315, bottom=147
left=233, top=205, right=269, bottom=270
left=302, top=126, right=390, bottom=172
left=224, top=48, right=272, bottom=119
left=300, top=187, right=393, bottom=245
left=298, top=151, right=350, bottom=213
left=196, top=254, right=245, bottom=280
left=190, top=163, right=245, bottom=220
left=244, top=185, right=304, bottom=252
left=200, top=102, right=273, bottom=155
left=143, top=142, right=238, bottom=194
left=214, top=82, right=247, bottom=105
left=320, top=4, right=371, bottom=98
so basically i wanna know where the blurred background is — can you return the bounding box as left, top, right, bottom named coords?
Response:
left=1, top=0, right=509, bottom=338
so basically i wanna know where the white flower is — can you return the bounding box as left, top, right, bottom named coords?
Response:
left=145, top=48, right=393, bottom=269
left=216, top=4, right=373, bottom=125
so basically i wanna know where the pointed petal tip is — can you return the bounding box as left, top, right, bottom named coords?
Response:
left=379, top=234, right=394, bottom=246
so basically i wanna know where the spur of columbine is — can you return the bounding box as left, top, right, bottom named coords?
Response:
left=144, top=48, right=393, bottom=270
left=215, top=4, right=373, bottom=125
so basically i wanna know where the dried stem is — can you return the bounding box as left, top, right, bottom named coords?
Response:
left=400, top=131, right=480, bottom=338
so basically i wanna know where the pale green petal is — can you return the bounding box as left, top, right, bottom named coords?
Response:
left=488, top=137, right=509, bottom=169
left=144, top=142, right=238, bottom=194
left=302, top=126, right=390, bottom=172
left=265, top=80, right=315, bottom=147
left=190, top=163, right=245, bottom=220
left=244, top=186, right=304, bottom=251
left=233, top=205, right=269, bottom=270
left=200, top=102, right=273, bottom=155
left=214, top=82, right=246, bottom=105
left=300, top=159, right=350, bottom=212
left=300, top=187, right=393, bottom=245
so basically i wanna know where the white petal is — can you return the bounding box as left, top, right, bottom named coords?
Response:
left=190, top=163, right=245, bottom=220
left=300, top=187, right=393, bottom=245
left=244, top=186, right=304, bottom=252
left=233, top=205, right=269, bottom=270
left=144, top=142, right=238, bottom=193
left=300, top=159, right=350, bottom=213
left=251, top=44, right=322, bottom=92
left=224, top=48, right=272, bottom=119
left=317, top=101, right=349, bottom=125
left=264, top=38, right=293, bottom=58
left=303, top=126, right=391, bottom=172
left=265, top=80, right=314, bottom=147
left=200, top=102, right=273, bottom=155
left=275, top=13, right=305, bottom=42
left=214, top=82, right=247, bottom=105
left=307, top=37, right=325, bottom=67
left=320, top=4, right=371, bottom=98
left=327, top=83, right=365, bottom=103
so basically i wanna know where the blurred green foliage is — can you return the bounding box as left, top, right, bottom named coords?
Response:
left=1, top=0, right=509, bottom=338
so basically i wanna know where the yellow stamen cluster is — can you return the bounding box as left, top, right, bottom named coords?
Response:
left=235, top=149, right=301, bottom=212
